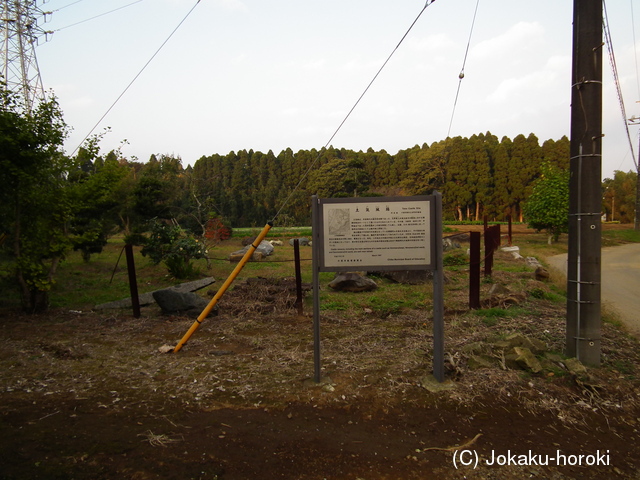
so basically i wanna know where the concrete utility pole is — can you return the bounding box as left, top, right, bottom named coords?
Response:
left=1, top=0, right=51, bottom=111
left=566, top=0, right=603, bottom=366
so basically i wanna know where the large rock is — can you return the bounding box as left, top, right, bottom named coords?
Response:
left=563, top=357, right=588, bottom=377
left=254, top=240, right=274, bottom=256
left=229, top=250, right=264, bottom=263
left=535, top=267, right=550, bottom=281
left=328, top=272, right=378, bottom=292
left=442, top=238, right=462, bottom=251
left=447, top=232, right=470, bottom=243
left=467, top=355, right=494, bottom=370
left=95, top=277, right=215, bottom=310
left=513, top=346, right=543, bottom=373
left=502, top=245, right=523, bottom=260
left=289, top=237, right=310, bottom=247
left=369, top=270, right=451, bottom=285
left=376, top=270, right=431, bottom=285
left=152, top=288, right=213, bottom=317
left=229, top=240, right=274, bottom=262
left=506, top=333, right=546, bottom=353
left=241, top=236, right=256, bottom=246
left=525, top=257, right=543, bottom=268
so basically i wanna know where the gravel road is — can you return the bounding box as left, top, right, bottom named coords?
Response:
left=548, top=243, right=640, bottom=336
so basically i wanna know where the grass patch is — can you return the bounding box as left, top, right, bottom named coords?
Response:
left=320, top=300, right=349, bottom=311
left=473, top=306, right=527, bottom=327
left=232, top=226, right=312, bottom=239
left=611, top=359, right=636, bottom=377
left=529, top=287, right=565, bottom=303
left=602, top=229, right=640, bottom=246
left=367, top=295, right=410, bottom=317
left=443, top=250, right=468, bottom=266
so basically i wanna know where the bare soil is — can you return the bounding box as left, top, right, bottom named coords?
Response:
left=2, top=245, right=640, bottom=479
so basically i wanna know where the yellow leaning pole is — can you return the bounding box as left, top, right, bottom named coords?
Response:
left=172, top=221, right=273, bottom=353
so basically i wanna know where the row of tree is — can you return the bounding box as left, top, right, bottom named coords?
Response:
left=193, top=132, right=572, bottom=225
left=1, top=86, right=636, bottom=312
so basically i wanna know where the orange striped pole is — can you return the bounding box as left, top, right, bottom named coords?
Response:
left=173, top=222, right=272, bottom=352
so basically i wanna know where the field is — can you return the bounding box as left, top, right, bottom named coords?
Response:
left=1, top=224, right=640, bottom=479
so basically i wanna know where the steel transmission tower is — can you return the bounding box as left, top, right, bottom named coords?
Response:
left=1, top=0, right=51, bottom=111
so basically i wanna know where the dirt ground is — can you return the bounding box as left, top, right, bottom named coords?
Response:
left=2, top=242, right=640, bottom=479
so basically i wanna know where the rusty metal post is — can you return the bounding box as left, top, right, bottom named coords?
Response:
left=507, top=214, right=513, bottom=246
left=124, top=244, right=141, bottom=318
left=293, top=239, right=303, bottom=315
left=469, top=232, right=481, bottom=309
left=484, top=227, right=493, bottom=278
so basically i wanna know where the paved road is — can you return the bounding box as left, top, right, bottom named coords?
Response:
left=548, top=243, right=640, bottom=336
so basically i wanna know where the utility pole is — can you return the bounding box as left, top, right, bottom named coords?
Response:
left=1, top=0, right=51, bottom=111
left=566, top=0, right=603, bottom=366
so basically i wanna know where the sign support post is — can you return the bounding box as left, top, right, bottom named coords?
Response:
left=311, top=195, right=322, bottom=383
left=432, top=192, right=445, bottom=382
left=311, top=194, right=444, bottom=383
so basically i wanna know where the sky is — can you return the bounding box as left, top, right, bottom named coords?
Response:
left=31, top=0, right=640, bottom=178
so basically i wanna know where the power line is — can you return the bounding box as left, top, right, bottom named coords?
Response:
left=272, top=0, right=436, bottom=223
left=52, top=0, right=88, bottom=13
left=54, top=0, right=144, bottom=32
left=70, top=0, right=201, bottom=157
left=603, top=0, right=638, bottom=170
left=631, top=0, right=640, bottom=104
left=447, top=0, right=480, bottom=138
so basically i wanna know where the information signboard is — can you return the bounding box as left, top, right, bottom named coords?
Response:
left=311, top=194, right=444, bottom=384
left=317, top=196, right=434, bottom=271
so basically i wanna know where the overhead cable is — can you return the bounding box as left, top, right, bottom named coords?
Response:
left=604, top=0, right=638, bottom=170
left=447, top=0, right=480, bottom=138
left=55, top=1, right=144, bottom=32
left=631, top=0, right=640, bottom=104
left=272, top=0, right=436, bottom=222
left=52, top=0, right=87, bottom=13
left=70, top=0, right=201, bottom=157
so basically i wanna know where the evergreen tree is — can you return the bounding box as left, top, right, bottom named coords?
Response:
left=468, top=133, right=494, bottom=221
left=491, top=137, right=513, bottom=220
left=68, top=150, right=128, bottom=261
left=523, top=163, right=569, bottom=243
left=400, top=142, right=445, bottom=196
left=602, top=170, right=637, bottom=223
left=542, top=136, right=570, bottom=170
left=509, top=133, right=543, bottom=221
left=0, top=87, right=69, bottom=312
left=444, top=137, right=472, bottom=220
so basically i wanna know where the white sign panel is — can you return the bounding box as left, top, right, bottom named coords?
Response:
left=320, top=198, right=432, bottom=270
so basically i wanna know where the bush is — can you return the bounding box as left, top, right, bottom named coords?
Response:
left=204, top=217, right=232, bottom=243
left=141, top=220, right=208, bottom=279
left=443, top=250, right=468, bottom=266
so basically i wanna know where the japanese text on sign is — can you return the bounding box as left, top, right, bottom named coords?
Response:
left=322, top=199, right=431, bottom=269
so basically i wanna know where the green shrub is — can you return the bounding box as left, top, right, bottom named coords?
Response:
left=140, top=220, right=208, bottom=279
left=444, top=250, right=468, bottom=266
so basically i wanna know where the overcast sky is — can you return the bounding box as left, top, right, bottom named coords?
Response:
left=35, top=0, right=640, bottom=178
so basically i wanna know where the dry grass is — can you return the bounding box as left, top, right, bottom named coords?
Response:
left=2, top=230, right=640, bottom=435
